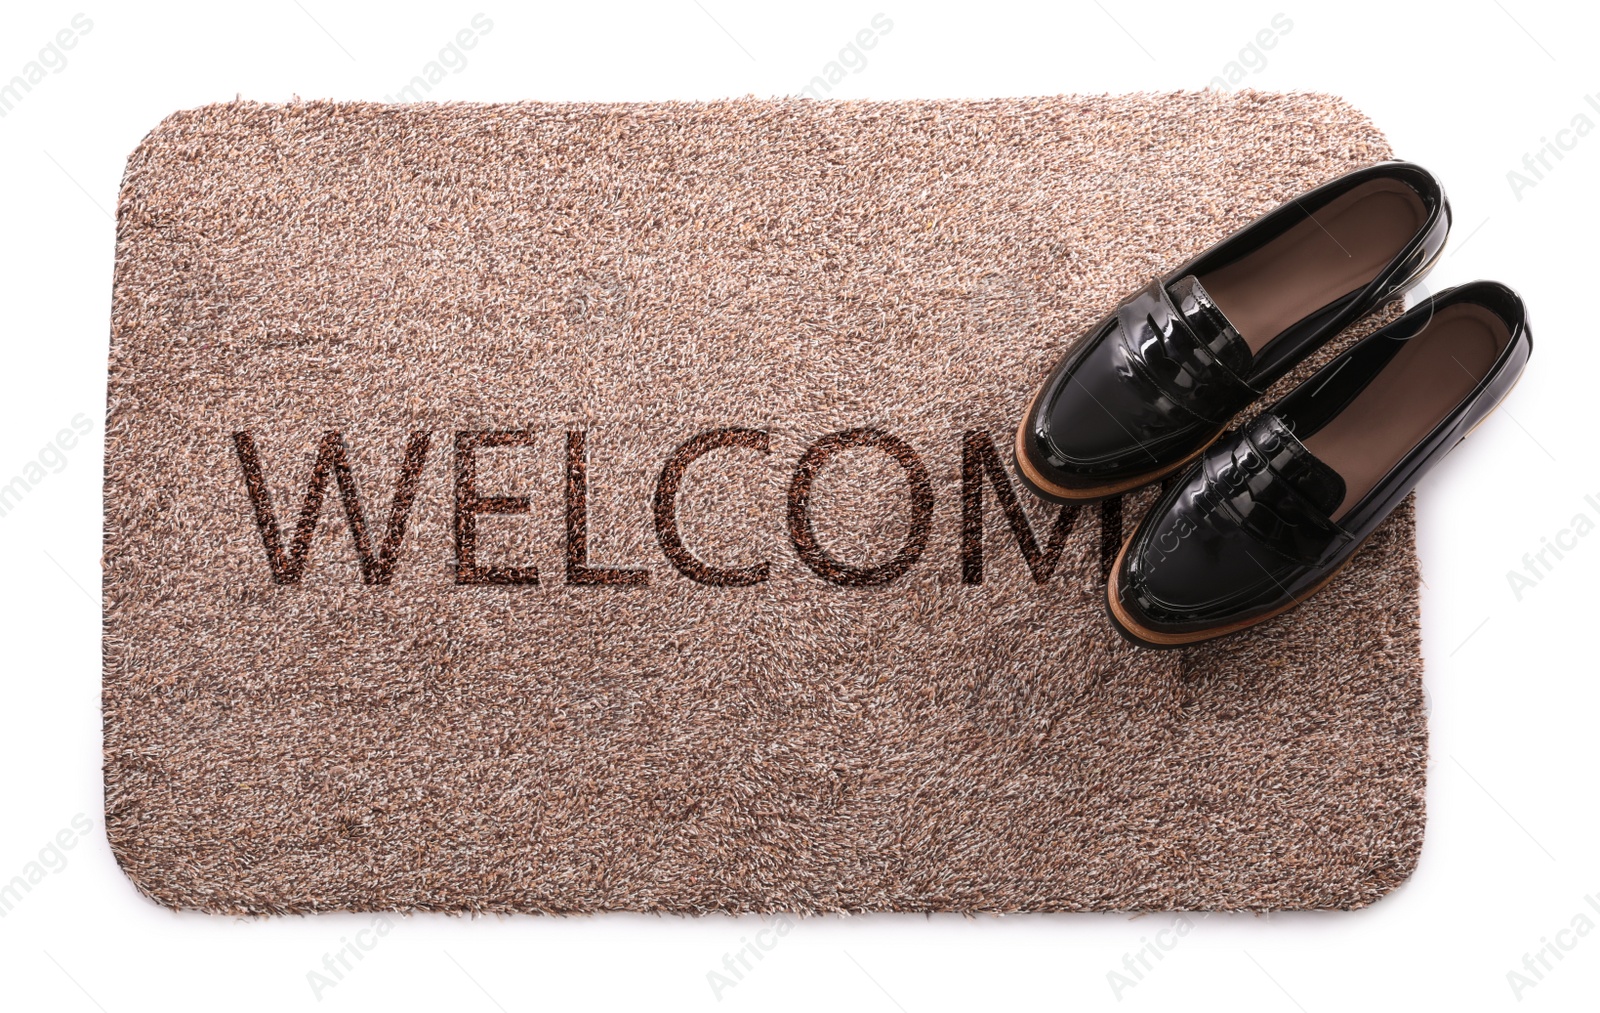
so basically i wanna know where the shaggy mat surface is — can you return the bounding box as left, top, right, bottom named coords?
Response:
left=103, top=93, right=1425, bottom=914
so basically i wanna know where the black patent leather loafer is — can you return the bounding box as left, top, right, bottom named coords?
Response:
left=1015, top=161, right=1450, bottom=502
left=1107, top=281, right=1531, bottom=648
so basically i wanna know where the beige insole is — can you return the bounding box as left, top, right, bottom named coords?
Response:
left=1199, top=179, right=1427, bottom=352
left=1302, top=303, right=1509, bottom=520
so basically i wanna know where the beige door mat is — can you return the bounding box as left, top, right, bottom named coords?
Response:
left=103, top=93, right=1426, bottom=914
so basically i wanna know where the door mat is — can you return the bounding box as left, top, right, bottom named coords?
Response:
left=103, top=93, right=1426, bottom=915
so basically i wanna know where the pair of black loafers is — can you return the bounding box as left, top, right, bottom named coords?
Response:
left=1013, top=161, right=1532, bottom=648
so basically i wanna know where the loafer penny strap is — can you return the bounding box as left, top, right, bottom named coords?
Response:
left=1114, top=277, right=1258, bottom=425
left=1198, top=414, right=1352, bottom=565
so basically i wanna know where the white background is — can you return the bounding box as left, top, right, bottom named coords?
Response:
left=1, top=2, right=1595, bottom=1010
